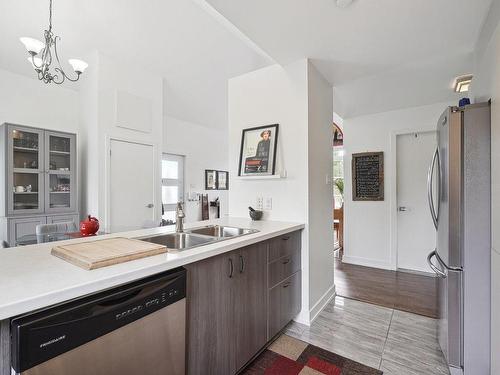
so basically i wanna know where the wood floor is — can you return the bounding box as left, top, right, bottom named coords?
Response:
left=334, top=258, right=438, bottom=318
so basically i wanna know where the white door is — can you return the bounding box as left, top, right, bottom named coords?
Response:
left=396, top=131, right=436, bottom=272
left=109, top=139, right=156, bottom=232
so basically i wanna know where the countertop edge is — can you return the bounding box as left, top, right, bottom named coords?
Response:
left=0, top=220, right=304, bottom=320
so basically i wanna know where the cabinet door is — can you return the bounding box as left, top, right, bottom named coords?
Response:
left=234, top=242, right=268, bottom=371
left=186, top=252, right=237, bottom=375
left=9, top=216, right=47, bottom=246
left=7, top=125, right=45, bottom=215
left=44, top=131, right=77, bottom=213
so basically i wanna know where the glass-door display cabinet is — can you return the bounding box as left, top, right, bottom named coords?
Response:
left=0, top=123, right=78, bottom=245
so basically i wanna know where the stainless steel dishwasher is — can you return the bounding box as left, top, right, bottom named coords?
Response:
left=11, top=267, right=186, bottom=375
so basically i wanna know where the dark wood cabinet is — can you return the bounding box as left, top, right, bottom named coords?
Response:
left=186, top=242, right=268, bottom=375
left=186, top=251, right=237, bottom=375
left=234, top=242, right=268, bottom=371
left=267, top=230, right=302, bottom=340
left=186, top=231, right=302, bottom=375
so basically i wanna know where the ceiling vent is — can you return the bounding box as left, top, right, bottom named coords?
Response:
left=336, top=0, right=354, bottom=8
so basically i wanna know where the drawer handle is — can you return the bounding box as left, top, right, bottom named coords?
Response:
left=282, top=258, right=290, bottom=264
left=282, top=236, right=290, bottom=241
left=228, top=258, right=234, bottom=278
left=239, top=255, right=245, bottom=273
left=283, top=282, right=291, bottom=288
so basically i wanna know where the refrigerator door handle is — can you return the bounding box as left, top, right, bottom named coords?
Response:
left=427, top=249, right=446, bottom=278
left=427, top=147, right=440, bottom=229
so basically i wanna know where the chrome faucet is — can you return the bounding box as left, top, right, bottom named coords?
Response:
left=176, top=202, right=185, bottom=232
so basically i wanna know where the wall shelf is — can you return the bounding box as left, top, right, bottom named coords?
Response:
left=236, top=174, right=285, bottom=180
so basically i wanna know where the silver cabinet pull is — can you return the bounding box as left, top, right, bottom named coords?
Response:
left=228, top=258, right=234, bottom=278
left=239, top=255, right=245, bottom=273
left=282, top=236, right=290, bottom=241
left=283, top=282, right=291, bottom=288
left=282, top=258, right=290, bottom=264
left=398, top=207, right=408, bottom=212
left=146, top=203, right=154, bottom=208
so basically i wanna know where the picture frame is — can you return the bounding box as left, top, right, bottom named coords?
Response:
left=238, top=124, right=279, bottom=177
left=205, top=169, right=217, bottom=190
left=216, top=171, right=229, bottom=190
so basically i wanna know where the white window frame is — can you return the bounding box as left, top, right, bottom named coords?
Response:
left=162, top=153, right=185, bottom=218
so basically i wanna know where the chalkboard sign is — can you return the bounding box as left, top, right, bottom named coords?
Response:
left=352, top=152, right=384, bottom=201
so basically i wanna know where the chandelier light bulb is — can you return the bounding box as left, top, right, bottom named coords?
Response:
left=68, top=59, right=88, bottom=74
left=20, top=37, right=45, bottom=55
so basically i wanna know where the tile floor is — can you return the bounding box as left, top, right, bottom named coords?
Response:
left=285, top=296, right=450, bottom=375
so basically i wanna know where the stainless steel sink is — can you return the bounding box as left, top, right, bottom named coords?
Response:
left=187, top=225, right=258, bottom=238
left=141, top=232, right=217, bottom=251
left=139, top=225, right=259, bottom=252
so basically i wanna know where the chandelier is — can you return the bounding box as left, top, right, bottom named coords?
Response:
left=20, top=0, right=88, bottom=84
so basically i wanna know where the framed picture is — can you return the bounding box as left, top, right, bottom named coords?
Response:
left=205, top=169, right=217, bottom=190
left=238, top=124, right=279, bottom=176
left=217, top=171, right=229, bottom=190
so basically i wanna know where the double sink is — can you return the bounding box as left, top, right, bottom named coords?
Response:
left=140, top=225, right=259, bottom=252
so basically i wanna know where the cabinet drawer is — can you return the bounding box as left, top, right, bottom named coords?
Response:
left=47, top=214, right=79, bottom=225
left=268, top=271, right=301, bottom=340
left=268, top=247, right=301, bottom=288
left=268, top=230, right=301, bottom=262
left=9, top=216, right=47, bottom=245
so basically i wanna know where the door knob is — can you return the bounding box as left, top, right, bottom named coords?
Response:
left=398, top=206, right=408, bottom=212
left=146, top=203, right=154, bottom=208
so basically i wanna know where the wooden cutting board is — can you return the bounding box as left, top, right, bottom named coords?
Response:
left=51, top=237, right=167, bottom=270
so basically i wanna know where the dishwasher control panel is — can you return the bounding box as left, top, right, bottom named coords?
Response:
left=115, top=287, right=182, bottom=321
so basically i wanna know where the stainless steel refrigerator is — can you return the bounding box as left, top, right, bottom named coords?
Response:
left=426, top=102, right=491, bottom=375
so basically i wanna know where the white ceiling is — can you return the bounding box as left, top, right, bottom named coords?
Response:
left=0, top=0, right=272, bottom=129
left=204, top=0, right=493, bottom=118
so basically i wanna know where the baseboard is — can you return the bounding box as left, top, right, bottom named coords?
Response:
left=342, top=255, right=395, bottom=271
left=397, top=267, right=436, bottom=277
left=309, top=284, right=336, bottom=324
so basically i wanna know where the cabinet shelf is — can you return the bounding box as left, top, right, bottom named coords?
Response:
left=14, top=192, right=38, bottom=195
left=50, top=150, right=70, bottom=155
left=50, top=191, right=70, bottom=194
left=13, top=146, right=39, bottom=153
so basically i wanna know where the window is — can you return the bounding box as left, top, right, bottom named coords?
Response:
left=333, top=147, right=344, bottom=209
left=162, top=154, right=185, bottom=224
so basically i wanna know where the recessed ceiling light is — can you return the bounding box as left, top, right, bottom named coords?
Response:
left=336, top=0, right=354, bottom=8
left=454, top=75, right=473, bottom=93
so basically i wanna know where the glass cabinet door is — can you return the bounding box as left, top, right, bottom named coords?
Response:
left=7, top=125, right=45, bottom=215
left=45, top=132, right=76, bottom=213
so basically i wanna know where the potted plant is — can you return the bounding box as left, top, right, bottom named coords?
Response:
left=334, top=178, right=344, bottom=207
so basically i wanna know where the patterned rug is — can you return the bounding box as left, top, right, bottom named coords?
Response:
left=241, top=334, right=382, bottom=375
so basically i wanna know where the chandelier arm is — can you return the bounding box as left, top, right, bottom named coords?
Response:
left=52, top=69, right=66, bottom=85
left=53, top=36, right=80, bottom=82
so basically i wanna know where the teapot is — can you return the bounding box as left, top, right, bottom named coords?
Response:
left=80, top=215, right=99, bottom=236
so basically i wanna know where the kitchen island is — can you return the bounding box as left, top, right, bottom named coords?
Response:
left=0, top=217, right=304, bottom=375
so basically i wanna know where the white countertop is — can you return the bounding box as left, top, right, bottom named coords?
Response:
left=0, top=217, right=304, bottom=320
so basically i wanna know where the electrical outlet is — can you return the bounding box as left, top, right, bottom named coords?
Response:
left=264, top=197, right=272, bottom=211
left=256, top=197, right=263, bottom=210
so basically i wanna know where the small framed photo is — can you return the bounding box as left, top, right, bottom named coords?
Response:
left=238, top=124, right=279, bottom=176
left=217, top=171, right=229, bottom=190
left=205, top=170, right=217, bottom=190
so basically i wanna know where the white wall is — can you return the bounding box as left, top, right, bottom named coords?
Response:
left=470, top=1, right=500, bottom=372
left=342, top=101, right=453, bottom=270
left=79, top=52, right=164, bottom=230
left=307, top=63, right=335, bottom=316
left=163, top=115, right=228, bottom=222
left=228, top=59, right=334, bottom=324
